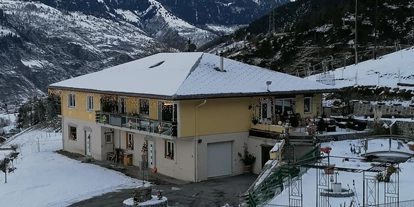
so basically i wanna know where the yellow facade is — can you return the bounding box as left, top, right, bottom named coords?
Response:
left=179, top=97, right=255, bottom=137
left=126, top=97, right=138, bottom=114
left=59, top=90, right=162, bottom=122
left=58, top=89, right=323, bottom=137
left=179, top=94, right=323, bottom=137
left=61, top=90, right=100, bottom=122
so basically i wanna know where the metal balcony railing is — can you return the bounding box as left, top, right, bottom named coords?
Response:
left=95, top=111, right=177, bottom=137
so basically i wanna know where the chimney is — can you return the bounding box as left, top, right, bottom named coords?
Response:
left=220, top=52, right=224, bottom=72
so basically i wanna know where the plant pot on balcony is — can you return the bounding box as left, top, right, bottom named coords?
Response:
left=324, top=164, right=335, bottom=174
left=408, top=142, right=414, bottom=151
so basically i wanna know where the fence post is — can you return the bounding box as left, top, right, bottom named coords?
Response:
left=37, top=137, right=40, bottom=152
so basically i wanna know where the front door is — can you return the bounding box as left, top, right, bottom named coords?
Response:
left=261, top=145, right=272, bottom=168
left=260, top=99, right=272, bottom=124
left=147, top=140, right=155, bottom=169
left=85, top=131, right=91, bottom=156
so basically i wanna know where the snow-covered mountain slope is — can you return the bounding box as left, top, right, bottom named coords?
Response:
left=307, top=47, right=414, bottom=90
left=0, top=0, right=168, bottom=100
left=0, top=0, right=291, bottom=101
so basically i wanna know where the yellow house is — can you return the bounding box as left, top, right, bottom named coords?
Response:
left=48, top=52, right=337, bottom=182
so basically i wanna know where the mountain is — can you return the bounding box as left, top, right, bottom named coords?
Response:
left=0, top=0, right=291, bottom=101
left=207, top=0, right=414, bottom=77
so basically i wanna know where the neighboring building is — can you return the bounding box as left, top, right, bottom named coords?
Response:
left=48, top=52, right=337, bottom=182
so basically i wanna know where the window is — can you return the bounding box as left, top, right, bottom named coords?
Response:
left=139, top=99, right=149, bottom=115
left=127, top=133, right=134, bottom=150
left=161, top=102, right=175, bottom=121
left=86, top=95, right=94, bottom=111
left=69, top=126, right=77, bottom=141
left=165, top=140, right=174, bottom=160
left=105, top=133, right=112, bottom=143
left=304, top=97, right=312, bottom=114
left=275, top=98, right=294, bottom=115
left=68, top=93, right=76, bottom=108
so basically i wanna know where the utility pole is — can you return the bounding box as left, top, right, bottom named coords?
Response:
left=268, top=9, right=275, bottom=34
left=374, top=0, right=378, bottom=59
left=355, top=0, right=358, bottom=65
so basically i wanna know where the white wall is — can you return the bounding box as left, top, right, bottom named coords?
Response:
left=247, top=136, right=279, bottom=174
left=197, top=132, right=248, bottom=181
left=154, top=137, right=195, bottom=182
left=62, top=116, right=102, bottom=160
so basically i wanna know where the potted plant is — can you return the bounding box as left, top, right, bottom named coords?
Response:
left=251, top=116, right=259, bottom=125
left=408, top=141, right=414, bottom=151
left=238, top=143, right=256, bottom=173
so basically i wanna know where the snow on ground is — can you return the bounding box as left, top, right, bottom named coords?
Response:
left=308, top=47, right=414, bottom=89
left=0, top=129, right=141, bottom=207
left=268, top=139, right=414, bottom=206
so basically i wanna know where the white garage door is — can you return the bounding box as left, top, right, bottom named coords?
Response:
left=207, top=141, right=233, bottom=178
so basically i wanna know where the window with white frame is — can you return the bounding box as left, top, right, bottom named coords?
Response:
left=127, top=133, right=134, bottom=150
left=68, top=93, right=76, bottom=108
left=165, top=140, right=174, bottom=160
left=86, top=95, right=94, bottom=111
left=304, top=97, right=312, bottom=114
left=105, top=133, right=112, bottom=143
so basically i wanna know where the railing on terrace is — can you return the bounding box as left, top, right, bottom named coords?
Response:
left=262, top=199, right=414, bottom=207
left=95, top=111, right=177, bottom=137
left=248, top=145, right=321, bottom=207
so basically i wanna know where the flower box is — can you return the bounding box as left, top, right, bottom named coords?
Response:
left=324, top=164, right=335, bottom=174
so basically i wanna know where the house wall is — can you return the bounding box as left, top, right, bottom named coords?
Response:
left=197, top=132, right=249, bottom=181
left=179, top=97, right=255, bottom=137
left=60, top=89, right=164, bottom=120
left=295, top=94, right=323, bottom=118
left=62, top=116, right=102, bottom=159
left=247, top=136, right=280, bottom=174
left=152, top=137, right=195, bottom=182
left=61, top=90, right=101, bottom=122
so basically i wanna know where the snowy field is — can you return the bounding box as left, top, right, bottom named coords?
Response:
left=268, top=139, right=414, bottom=206
left=308, top=46, right=414, bottom=90
left=0, top=129, right=141, bottom=207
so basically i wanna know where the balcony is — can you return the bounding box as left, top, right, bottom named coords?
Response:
left=249, top=123, right=293, bottom=139
left=95, top=111, right=177, bottom=137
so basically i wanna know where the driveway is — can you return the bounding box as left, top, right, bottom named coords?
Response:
left=69, top=174, right=257, bottom=207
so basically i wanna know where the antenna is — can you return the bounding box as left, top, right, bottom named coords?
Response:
left=355, top=0, right=358, bottom=65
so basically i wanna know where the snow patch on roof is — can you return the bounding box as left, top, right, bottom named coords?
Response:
left=49, top=52, right=204, bottom=96
left=176, top=53, right=335, bottom=96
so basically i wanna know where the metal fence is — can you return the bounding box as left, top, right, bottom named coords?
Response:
left=261, top=199, right=414, bottom=207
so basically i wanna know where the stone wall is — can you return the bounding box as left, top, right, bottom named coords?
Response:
left=371, top=120, right=414, bottom=137
left=352, top=102, right=414, bottom=117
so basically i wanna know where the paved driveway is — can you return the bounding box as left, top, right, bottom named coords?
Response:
left=69, top=174, right=257, bottom=207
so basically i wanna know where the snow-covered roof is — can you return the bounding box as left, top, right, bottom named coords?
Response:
left=49, top=52, right=337, bottom=99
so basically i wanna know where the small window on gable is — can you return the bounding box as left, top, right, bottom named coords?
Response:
left=149, top=61, right=165, bottom=68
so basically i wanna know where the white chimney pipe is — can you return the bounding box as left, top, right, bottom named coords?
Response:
left=220, top=53, right=224, bottom=71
